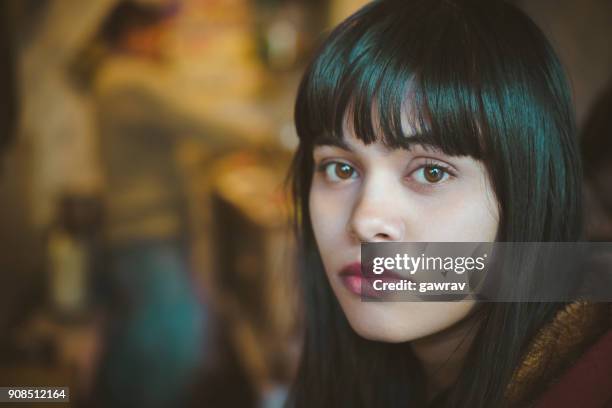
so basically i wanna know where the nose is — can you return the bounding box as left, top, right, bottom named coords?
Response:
left=347, top=181, right=405, bottom=243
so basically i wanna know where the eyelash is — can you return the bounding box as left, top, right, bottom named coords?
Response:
left=316, top=161, right=359, bottom=182
left=316, top=159, right=455, bottom=185
left=412, top=160, right=455, bottom=185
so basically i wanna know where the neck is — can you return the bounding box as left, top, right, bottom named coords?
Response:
left=410, top=310, right=481, bottom=400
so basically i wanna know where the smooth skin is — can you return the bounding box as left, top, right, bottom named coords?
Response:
left=309, top=117, right=499, bottom=393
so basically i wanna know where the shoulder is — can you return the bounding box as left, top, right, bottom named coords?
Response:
left=506, top=302, right=612, bottom=407
left=534, top=326, right=612, bottom=407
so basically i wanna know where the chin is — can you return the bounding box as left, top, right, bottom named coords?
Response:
left=338, top=297, right=475, bottom=343
left=338, top=299, right=424, bottom=343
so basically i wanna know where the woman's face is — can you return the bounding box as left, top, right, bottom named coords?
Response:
left=309, top=121, right=499, bottom=342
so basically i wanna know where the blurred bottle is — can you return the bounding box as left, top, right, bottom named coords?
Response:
left=47, top=193, right=104, bottom=323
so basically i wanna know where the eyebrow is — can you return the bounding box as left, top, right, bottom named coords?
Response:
left=312, top=133, right=443, bottom=152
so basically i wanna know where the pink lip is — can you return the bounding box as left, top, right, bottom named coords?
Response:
left=338, top=262, right=406, bottom=299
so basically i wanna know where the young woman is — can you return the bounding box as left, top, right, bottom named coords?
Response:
left=288, top=0, right=611, bottom=407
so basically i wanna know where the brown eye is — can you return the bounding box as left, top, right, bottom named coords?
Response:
left=323, top=162, right=358, bottom=182
left=335, top=163, right=355, bottom=179
left=413, top=164, right=450, bottom=184
left=424, top=166, right=444, bottom=183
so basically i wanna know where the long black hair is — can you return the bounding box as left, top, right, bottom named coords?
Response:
left=288, top=0, right=582, bottom=407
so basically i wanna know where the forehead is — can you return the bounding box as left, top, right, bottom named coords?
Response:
left=305, top=80, right=486, bottom=160
left=314, top=97, right=431, bottom=146
left=314, top=115, right=439, bottom=154
left=313, top=132, right=444, bottom=159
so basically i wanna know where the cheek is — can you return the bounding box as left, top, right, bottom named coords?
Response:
left=414, top=179, right=499, bottom=242
left=308, top=184, right=353, bottom=250
left=430, top=200, right=498, bottom=241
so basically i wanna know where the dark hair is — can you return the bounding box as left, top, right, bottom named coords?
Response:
left=288, top=0, right=582, bottom=407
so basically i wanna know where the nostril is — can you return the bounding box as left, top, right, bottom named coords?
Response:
left=347, top=203, right=405, bottom=242
left=373, top=232, right=392, bottom=241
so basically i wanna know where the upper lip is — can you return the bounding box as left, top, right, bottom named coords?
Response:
left=339, top=262, right=362, bottom=277
left=339, top=262, right=409, bottom=280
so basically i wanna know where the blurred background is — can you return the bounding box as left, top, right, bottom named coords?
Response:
left=0, top=0, right=610, bottom=407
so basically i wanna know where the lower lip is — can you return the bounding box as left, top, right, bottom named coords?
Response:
left=340, top=273, right=404, bottom=299
left=340, top=274, right=364, bottom=296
